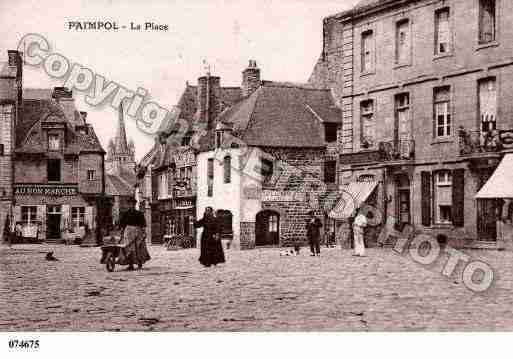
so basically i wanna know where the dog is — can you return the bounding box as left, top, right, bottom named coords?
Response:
left=279, top=245, right=301, bottom=257
left=45, top=252, right=59, bottom=261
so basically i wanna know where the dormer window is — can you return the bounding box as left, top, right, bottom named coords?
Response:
left=324, top=123, right=338, bottom=143
left=182, top=134, right=191, bottom=146
left=48, top=134, right=60, bottom=151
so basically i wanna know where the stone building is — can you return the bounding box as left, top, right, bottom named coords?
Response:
left=0, top=50, right=23, bottom=239
left=310, top=0, right=513, bottom=248
left=105, top=103, right=137, bottom=226
left=0, top=50, right=106, bottom=242
left=196, top=62, right=342, bottom=249
left=136, top=68, right=241, bottom=245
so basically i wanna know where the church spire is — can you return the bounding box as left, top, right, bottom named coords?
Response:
left=114, top=101, right=129, bottom=155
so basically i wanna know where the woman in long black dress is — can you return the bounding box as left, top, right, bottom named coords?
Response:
left=194, top=207, right=225, bottom=267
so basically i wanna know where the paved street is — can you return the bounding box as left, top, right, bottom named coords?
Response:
left=1, top=243, right=513, bottom=331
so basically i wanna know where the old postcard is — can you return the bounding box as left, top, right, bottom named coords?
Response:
left=0, top=0, right=512, bottom=357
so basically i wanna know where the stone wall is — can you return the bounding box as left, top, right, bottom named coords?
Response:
left=240, top=221, right=255, bottom=250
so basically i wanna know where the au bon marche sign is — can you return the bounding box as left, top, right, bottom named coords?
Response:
left=14, top=184, right=78, bottom=196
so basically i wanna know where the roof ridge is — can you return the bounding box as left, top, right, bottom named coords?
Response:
left=261, top=81, right=330, bottom=91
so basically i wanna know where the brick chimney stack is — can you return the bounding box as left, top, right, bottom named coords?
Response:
left=52, top=87, right=76, bottom=125
left=241, top=60, right=260, bottom=98
left=197, top=74, right=221, bottom=130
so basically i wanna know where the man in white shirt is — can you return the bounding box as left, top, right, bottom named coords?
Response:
left=353, top=209, right=368, bottom=257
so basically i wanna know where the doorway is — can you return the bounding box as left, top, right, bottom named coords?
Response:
left=255, top=210, right=280, bottom=246
left=46, top=205, right=61, bottom=239
left=395, top=174, right=411, bottom=226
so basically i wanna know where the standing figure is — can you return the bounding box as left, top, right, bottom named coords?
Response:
left=353, top=208, right=368, bottom=257
left=306, top=211, right=323, bottom=256
left=118, top=197, right=151, bottom=270
left=194, top=207, right=225, bottom=267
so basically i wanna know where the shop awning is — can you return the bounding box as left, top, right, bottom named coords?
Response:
left=328, top=181, right=378, bottom=220
left=476, top=153, right=513, bottom=199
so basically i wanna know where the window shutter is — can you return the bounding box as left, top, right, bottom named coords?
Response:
left=421, top=171, right=432, bottom=226
left=452, top=168, right=465, bottom=227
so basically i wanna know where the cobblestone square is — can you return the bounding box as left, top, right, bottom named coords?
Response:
left=1, top=244, right=513, bottom=331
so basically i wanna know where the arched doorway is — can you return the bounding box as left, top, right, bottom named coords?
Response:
left=255, top=210, right=280, bottom=246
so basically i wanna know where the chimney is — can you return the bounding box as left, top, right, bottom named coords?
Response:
left=241, top=60, right=260, bottom=98
left=7, top=50, right=20, bottom=67
left=52, top=87, right=76, bottom=123
left=197, top=74, right=221, bottom=130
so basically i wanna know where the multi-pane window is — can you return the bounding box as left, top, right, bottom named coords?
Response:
left=47, top=159, right=61, bottom=182
left=223, top=156, right=231, bottom=183
left=360, top=100, right=375, bottom=148
left=87, top=169, right=95, bottom=181
left=269, top=214, right=278, bottom=233
left=434, top=87, right=451, bottom=138
left=48, top=134, right=60, bottom=150
left=71, top=207, right=85, bottom=231
left=21, top=206, right=37, bottom=224
left=479, top=0, right=496, bottom=44
left=478, top=78, right=497, bottom=133
left=361, top=30, right=374, bottom=73
left=207, top=158, right=214, bottom=197
left=434, top=171, right=452, bottom=224
left=396, top=19, right=410, bottom=64
left=324, top=161, right=336, bottom=184
left=435, top=8, right=451, bottom=55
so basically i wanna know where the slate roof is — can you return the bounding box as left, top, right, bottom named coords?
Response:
left=15, top=92, right=104, bottom=154
left=215, top=82, right=342, bottom=148
left=0, top=62, right=16, bottom=77
left=105, top=174, right=134, bottom=196
left=157, top=83, right=243, bottom=135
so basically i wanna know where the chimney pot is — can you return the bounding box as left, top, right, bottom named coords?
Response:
left=242, top=60, right=261, bottom=98
left=7, top=50, right=19, bottom=67
left=52, top=87, right=73, bottom=99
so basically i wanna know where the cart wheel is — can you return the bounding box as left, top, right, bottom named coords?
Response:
left=105, top=252, right=115, bottom=272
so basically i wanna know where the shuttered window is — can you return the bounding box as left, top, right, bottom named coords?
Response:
left=435, top=8, right=451, bottom=55
left=479, top=78, right=497, bottom=133
left=452, top=169, right=465, bottom=227
left=421, top=171, right=432, bottom=226
left=434, top=170, right=452, bottom=224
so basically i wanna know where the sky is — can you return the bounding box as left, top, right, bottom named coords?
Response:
left=0, top=0, right=359, bottom=160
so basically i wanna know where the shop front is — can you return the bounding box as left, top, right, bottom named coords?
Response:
left=13, top=184, right=97, bottom=243
left=162, top=197, right=196, bottom=249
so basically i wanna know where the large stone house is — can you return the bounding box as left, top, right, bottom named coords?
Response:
left=310, top=0, right=513, bottom=248
left=136, top=68, right=241, bottom=245
left=1, top=50, right=106, bottom=243
left=196, top=62, right=342, bottom=249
